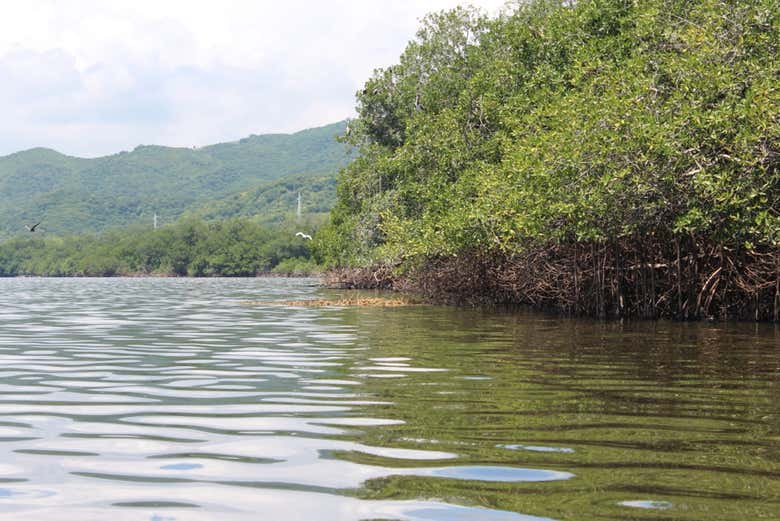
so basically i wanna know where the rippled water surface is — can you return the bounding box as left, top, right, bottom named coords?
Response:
left=0, top=277, right=778, bottom=520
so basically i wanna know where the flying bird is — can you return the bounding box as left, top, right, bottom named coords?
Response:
left=295, top=232, right=312, bottom=241
left=25, top=221, right=41, bottom=232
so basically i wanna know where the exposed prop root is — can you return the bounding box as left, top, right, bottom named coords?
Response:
left=322, top=266, right=397, bottom=290
left=325, top=238, right=779, bottom=321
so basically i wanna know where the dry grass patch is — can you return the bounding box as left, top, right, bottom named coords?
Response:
left=242, top=297, right=417, bottom=307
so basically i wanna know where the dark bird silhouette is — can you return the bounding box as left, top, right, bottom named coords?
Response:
left=25, top=222, right=41, bottom=232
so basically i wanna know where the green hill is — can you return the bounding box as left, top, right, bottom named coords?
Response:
left=0, top=121, right=351, bottom=238
left=184, top=172, right=337, bottom=225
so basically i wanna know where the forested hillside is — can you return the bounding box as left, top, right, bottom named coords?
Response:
left=184, top=173, right=337, bottom=225
left=317, top=0, right=779, bottom=320
left=0, top=121, right=350, bottom=238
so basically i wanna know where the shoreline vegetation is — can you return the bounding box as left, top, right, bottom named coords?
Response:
left=314, top=0, right=779, bottom=321
left=322, top=245, right=779, bottom=321
left=0, top=218, right=320, bottom=278
left=1, top=1, right=777, bottom=322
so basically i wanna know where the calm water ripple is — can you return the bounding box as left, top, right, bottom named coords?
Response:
left=0, top=277, right=778, bottom=520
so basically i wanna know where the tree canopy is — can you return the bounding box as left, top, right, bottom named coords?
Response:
left=318, top=0, right=779, bottom=267
left=0, top=218, right=318, bottom=277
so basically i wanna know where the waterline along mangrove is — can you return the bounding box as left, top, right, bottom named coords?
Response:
left=315, top=0, right=779, bottom=320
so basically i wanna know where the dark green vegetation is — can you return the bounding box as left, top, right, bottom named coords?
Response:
left=0, top=218, right=317, bottom=276
left=0, top=121, right=349, bottom=238
left=317, top=0, right=780, bottom=320
left=184, top=172, right=336, bottom=225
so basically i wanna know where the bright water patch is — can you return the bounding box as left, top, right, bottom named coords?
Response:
left=160, top=463, right=204, bottom=470
left=418, top=466, right=574, bottom=482
left=401, top=505, right=555, bottom=521
left=619, top=500, right=674, bottom=510
left=498, top=444, right=576, bottom=454
left=0, top=488, right=56, bottom=499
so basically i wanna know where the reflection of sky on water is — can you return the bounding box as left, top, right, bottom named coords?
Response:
left=403, top=505, right=554, bottom=521
left=160, top=463, right=203, bottom=471
left=498, top=444, right=575, bottom=454
left=424, top=466, right=573, bottom=482
left=619, top=500, right=673, bottom=510
left=0, top=278, right=563, bottom=521
left=0, top=277, right=777, bottom=520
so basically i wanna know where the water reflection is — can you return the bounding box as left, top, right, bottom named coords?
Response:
left=421, top=466, right=573, bottom=482
left=0, top=277, right=777, bottom=520
left=619, top=500, right=674, bottom=510
left=498, top=444, right=576, bottom=454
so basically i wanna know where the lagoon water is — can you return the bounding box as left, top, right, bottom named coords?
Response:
left=0, top=277, right=777, bottom=520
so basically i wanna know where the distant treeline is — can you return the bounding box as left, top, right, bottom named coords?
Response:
left=316, top=0, right=779, bottom=320
left=0, top=218, right=318, bottom=277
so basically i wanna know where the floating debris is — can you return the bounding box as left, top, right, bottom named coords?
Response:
left=242, top=297, right=419, bottom=307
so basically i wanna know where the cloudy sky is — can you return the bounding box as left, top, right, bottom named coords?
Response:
left=0, top=0, right=506, bottom=157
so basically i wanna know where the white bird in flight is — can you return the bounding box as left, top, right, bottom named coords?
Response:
left=295, top=232, right=312, bottom=241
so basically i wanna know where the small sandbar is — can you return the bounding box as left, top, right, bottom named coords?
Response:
left=242, top=297, right=419, bottom=307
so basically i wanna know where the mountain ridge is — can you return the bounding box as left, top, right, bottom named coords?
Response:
left=0, top=120, right=351, bottom=238
left=0, top=121, right=348, bottom=160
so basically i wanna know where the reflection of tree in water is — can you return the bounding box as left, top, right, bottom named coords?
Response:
left=318, top=305, right=780, bottom=521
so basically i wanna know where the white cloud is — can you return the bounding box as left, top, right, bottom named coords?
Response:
left=0, top=0, right=507, bottom=156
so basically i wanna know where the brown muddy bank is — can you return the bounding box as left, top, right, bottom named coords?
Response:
left=325, top=240, right=780, bottom=322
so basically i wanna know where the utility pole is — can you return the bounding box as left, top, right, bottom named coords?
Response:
left=296, top=191, right=302, bottom=220
left=154, top=212, right=158, bottom=230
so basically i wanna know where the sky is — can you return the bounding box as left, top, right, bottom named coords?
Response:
left=0, top=0, right=507, bottom=157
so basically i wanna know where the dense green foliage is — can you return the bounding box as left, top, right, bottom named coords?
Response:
left=0, top=218, right=317, bottom=277
left=184, top=173, right=337, bottom=225
left=318, top=0, right=779, bottom=267
left=0, top=121, right=350, bottom=239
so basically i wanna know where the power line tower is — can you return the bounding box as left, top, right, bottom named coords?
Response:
left=296, top=191, right=302, bottom=220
